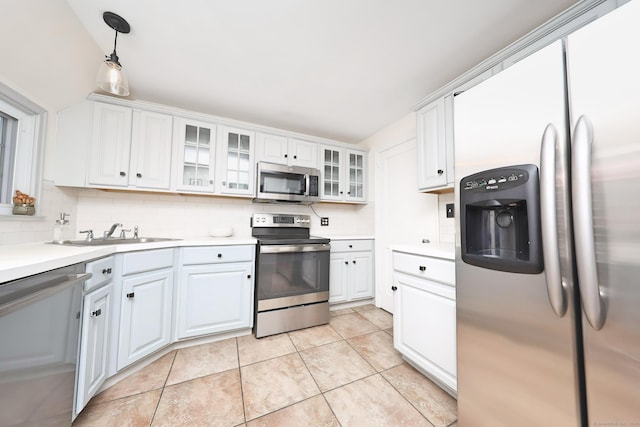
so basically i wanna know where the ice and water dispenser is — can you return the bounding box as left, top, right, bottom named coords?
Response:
left=460, top=164, right=543, bottom=274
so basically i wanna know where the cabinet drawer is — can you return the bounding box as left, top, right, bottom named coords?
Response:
left=182, top=245, right=254, bottom=265
left=122, top=248, right=174, bottom=275
left=330, top=239, right=373, bottom=252
left=393, top=251, right=454, bottom=285
left=84, top=256, right=115, bottom=292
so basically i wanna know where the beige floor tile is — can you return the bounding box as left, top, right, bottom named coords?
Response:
left=90, top=352, right=176, bottom=405
left=166, top=338, right=238, bottom=385
left=299, top=340, right=375, bottom=392
left=73, top=389, right=161, bottom=427
left=246, top=395, right=339, bottom=427
left=329, top=312, right=378, bottom=339
left=382, top=364, right=457, bottom=427
left=237, top=333, right=296, bottom=366
left=384, top=327, right=393, bottom=336
left=152, top=370, right=244, bottom=427
left=348, top=331, right=404, bottom=372
left=352, top=304, right=375, bottom=312
left=329, top=307, right=355, bottom=316
left=288, top=324, right=343, bottom=351
left=324, top=374, right=432, bottom=427
left=357, top=307, right=393, bottom=329
left=241, top=353, right=320, bottom=420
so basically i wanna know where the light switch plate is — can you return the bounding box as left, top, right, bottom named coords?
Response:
left=446, top=204, right=454, bottom=218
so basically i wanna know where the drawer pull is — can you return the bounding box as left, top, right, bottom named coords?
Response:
left=217, top=253, right=222, bottom=258
left=120, top=171, right=126, bottom=177
left=391, top=285, right=397, bottom=291
left=126, top=292, right=135, bottom=298
left=419, top=266, right=426, bottom=271
left=102, top=268, right=112, bottom=275
left=91, top=308, right=102, bottom=317
left=349, top=244, right=353, bottom=248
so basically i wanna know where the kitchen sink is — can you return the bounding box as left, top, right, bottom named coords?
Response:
left=61, top=237, right=182, bottom=246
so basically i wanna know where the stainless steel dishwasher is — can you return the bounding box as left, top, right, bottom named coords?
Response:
left=0, top=264, right=91, bottom=427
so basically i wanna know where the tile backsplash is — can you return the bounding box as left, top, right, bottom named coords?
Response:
left=74, top=189, right=375, bottom=240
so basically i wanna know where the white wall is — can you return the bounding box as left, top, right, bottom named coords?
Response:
left=0, top=0, right=101, bottom=245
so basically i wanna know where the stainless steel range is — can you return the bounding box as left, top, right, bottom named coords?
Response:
left=251, top=213, right=330, bottom=338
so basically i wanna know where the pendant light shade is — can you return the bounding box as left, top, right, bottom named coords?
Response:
left=97, top=12, right=131, bottom=96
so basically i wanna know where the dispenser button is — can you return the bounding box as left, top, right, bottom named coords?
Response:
left=488, top=178, right=497, bottom=185
left=508, top=174, right=518, bottom=182
left=498, top=177, right=507, bottom=183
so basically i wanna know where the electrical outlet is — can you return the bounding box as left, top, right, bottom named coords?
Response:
left=446, top=203, right=455, bottom=218
left=320, top=217, right=329, bottom=226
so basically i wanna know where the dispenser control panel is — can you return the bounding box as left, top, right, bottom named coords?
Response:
left=463, top=168, right=530, bottom=192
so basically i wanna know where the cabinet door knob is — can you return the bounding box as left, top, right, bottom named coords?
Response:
left=126, top=292, right=135, bottom=298
left=91, top=308, right=102, bottom=317
left=348, top=244, right=353, bottom=248
left=340, top=191, right=343, bottom=194
left=419, top=266, right=426, bottom=271
left=120, top=171, right=126, bottom=177
left=352, top=260, right=356, bottom=264
left=437, top=169, right=444, bottom=175
left=345, top=261, right=349, bottom=265
left=284, top=154, right=288, bottom=158
left=247, top=274, right=252, bottom=279
left=391, top=286, right=397, bottom=291
left=136, top=173, right=142, bottom=178
left=102, top=268, right=112, bottom=275
left=293, top=155, right=297, bottom=159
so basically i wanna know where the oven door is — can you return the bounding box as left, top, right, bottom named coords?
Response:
left=256, top=243, right=330, bottom=311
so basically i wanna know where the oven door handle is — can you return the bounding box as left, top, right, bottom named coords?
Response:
left=260, top=243, right=331, bottom=254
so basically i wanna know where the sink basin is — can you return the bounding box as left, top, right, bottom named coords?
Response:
left=61, top=237, right=182, bottom=246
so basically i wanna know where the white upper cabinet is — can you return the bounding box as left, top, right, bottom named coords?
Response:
left=416, top=96, right=454, bottom=191
left=129, top=110, right=174, bottom=190
left=256, top=133, right=318, bottom=168
left=174, top=118, right=216, bottom=193
left=87, top=103, right=173, bottom=190
left=320, top=145, right=367, bottom=203
left=87, top=103, right=133, bottom=187
left=217, top=126, right=255, bottom=196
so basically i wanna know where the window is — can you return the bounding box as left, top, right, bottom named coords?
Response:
left=0, top=110, right=18, bottom=205
left=0, top=83, right=45, bottom=217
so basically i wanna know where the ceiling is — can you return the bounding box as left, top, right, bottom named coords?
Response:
left=65, top=0, right=577, bottom=143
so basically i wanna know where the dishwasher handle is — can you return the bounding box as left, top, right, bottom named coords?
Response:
left=0, top=273, right=92, bottom=318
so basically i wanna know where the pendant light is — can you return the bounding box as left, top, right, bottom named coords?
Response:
left=96, top=12, right=131, bottom=96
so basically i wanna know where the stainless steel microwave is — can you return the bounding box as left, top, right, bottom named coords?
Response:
left=254, top=162, right=320, bottom=204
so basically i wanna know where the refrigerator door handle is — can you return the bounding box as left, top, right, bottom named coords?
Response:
left=572, top=115, right=606, bottom=330
left=540, top=123, right=567, bottom=317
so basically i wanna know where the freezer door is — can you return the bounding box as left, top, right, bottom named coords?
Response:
left=454, top=40, right=583, bottom=426
left=567, top=1, right=640, bottom=423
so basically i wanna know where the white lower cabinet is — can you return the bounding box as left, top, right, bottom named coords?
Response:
left=76, top=256, right=115, bottom=415
left=329, top=239, right=374, bottom=304
left=392, top=250, right=457, bottom=395
left=117, top=249, right=174, bottom=370
left=76, top=283, right=113, bottom=414
left=176, top=245, right=255, bottom=339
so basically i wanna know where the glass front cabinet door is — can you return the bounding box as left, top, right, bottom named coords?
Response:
left=175, top=118, right=216, bottom=192
left=217, top=126, right=255, bottom=196
left=346, top=149, right=365, bottom=202
left=320, top=146, right=366, bottom=202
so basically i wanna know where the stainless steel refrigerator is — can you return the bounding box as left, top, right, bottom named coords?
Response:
left=454, top=1, right=640, bottom=425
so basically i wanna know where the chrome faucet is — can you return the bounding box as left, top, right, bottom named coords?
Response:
left=103, top=223, right=122, bottom=239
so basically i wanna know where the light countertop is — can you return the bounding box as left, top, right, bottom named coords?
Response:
left=0, top=237, right=257, bottom=283
left=390, top=243, right=455, bottom=260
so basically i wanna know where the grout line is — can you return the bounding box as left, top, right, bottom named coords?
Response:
left=148, top=350, right=178, bottom=426
left=235, top=337, right=248, bottom=425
